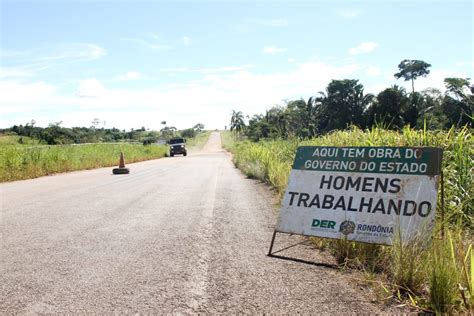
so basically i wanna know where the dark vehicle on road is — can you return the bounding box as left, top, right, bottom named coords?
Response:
left=168, top=137, right=187, bottom=157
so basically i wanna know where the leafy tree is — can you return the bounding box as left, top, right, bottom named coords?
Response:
left=40, top=122, right=75, bottom=145
left=91, top=118, right=100, bottom=129
left=394, top=59, right=431, bottom=93
left=283, top=99, right=306, bottom=137
left=193, top=123, right=205, bottom=132
left=283, top=98, right=319, bottom=138
left=317, top=79, right=373, bottom=133
left=442, top=77, right=473, bottom=128
left=246, top=114, right=281, bottom=141
left=160, top=126, right=177, bottom=140
left=1, top=122, right=174, bottom=145
left=444, top=78, right=473, bottom=101
left=404, top=92, right=423, bottom=127
left=418, top=88, right=447, bottom=129
left=246, top=114, right=266, bottom=141
left=265, top=106, right=287, bottom=137
left=230, top=110, right=246, bottom=135
left=367, top=85, right=408, bottom=129
left=181, top=128, right=196, bottom=138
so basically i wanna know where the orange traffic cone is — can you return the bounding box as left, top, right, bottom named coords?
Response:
left=113, top=151, right=130, bottom=174
left=119, top=152, right=125, bottom=168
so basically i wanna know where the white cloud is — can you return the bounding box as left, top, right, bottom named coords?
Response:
left=0, top=61, right=360, bottom=129
left=455, top=61, right=474, bottom=69
left=0, top=43, right=107, bottom=78
left=336, top=9, right=361, bottom=18
left=263, top=46, right=287, bottom=54
left=365, top=83, right=390, bottom=95
left=2, top=59, right=466, bottom=130
left=163, top=65, right=254, bottom=74
left=35, top=43, right=106, bottom=62
left=0, top=80, right=58, bottom=111
left=288, top=58, right=296, bottom=63
left=182, top=36, right=191, bottom=46
left=366, top=66, right=381, bottom=76
left=2, top=43, right=106, bottom=63
left=0, top=66, right=34, bottom=79
left=116, top=71, right=142, bottom=81
left=76, top=78, right=107, bottom=98
left=348, top=42, right=379, bottom=55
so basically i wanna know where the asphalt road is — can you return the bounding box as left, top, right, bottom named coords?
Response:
left=1, top=132, right=385, bottom=313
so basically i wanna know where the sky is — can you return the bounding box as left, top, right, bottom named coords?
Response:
left=1, top=0, right=473, bottom=130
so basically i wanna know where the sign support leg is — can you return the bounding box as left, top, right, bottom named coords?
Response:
left=441, top=170, right=445, bottom=238
left=267, top=231, right=278, bottom=256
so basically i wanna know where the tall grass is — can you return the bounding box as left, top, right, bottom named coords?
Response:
left=0, top=135, right=41, bottom=145
left=186, top=131, right=211, bottom=149
left=0, top=143, right=168, bottom=182
left=222, top=127, right=473, bottom=312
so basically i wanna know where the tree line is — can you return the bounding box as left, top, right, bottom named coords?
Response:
left=230, top=60, right=473, bottom=141
left=1, top=120, right=205, bottom=145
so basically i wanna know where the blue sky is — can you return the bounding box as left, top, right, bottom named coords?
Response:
left=1, top=0, right=472, bottom=130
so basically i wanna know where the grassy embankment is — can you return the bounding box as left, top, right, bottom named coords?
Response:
left=0, top=132, right=211, bottom=182
left=186, top=131, right=211, bottom=150
left=222, top=127, right=473, bottom=313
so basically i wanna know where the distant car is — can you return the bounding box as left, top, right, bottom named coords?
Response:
left=168, top=137, right=187, bottom=157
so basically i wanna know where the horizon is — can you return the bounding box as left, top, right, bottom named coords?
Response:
left=1, top=0, right=472, bottom=130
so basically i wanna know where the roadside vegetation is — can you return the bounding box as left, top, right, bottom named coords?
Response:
left=223, top=127, right=472, bottom=313
left=186, top=131, right=212, bottom=150
left=0, top=143, right=168, bottom=182
left=1, top=120, right=206, bottom=146
left=0, top=123, right=209, bottom=182
left=223, top=60, right=473, bottom=313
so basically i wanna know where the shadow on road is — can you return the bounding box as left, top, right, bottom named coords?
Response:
left=267, top=254, right=338, bottom=269
left=267, top=240, right=339, bottom=269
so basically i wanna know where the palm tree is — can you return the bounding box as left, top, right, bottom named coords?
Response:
left=230, top=110, right=246, bottom=135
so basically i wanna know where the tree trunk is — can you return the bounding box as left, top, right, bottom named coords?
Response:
left=411, top=78, right=415, bottom=94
